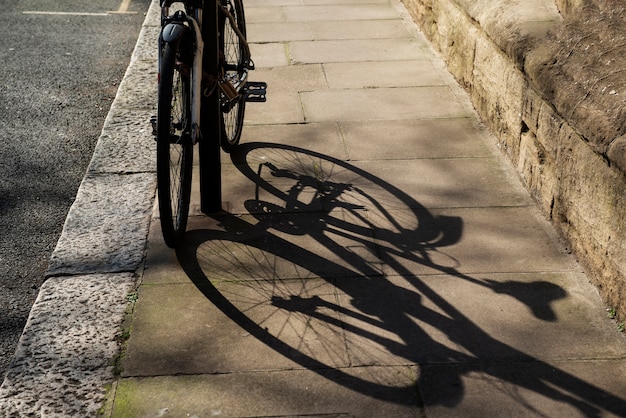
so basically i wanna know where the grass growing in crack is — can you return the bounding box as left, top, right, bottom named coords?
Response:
left=126, top=291, right=139, bottom=304
left=607, top=307, right=617, bottom=319
left=607, top=308, right=624, bottom=332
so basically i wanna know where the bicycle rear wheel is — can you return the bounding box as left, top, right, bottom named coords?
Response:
left=218, top=0, right=247, bottom=153
left=157, top=39, right=194, bottom=248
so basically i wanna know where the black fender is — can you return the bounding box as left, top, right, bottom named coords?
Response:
left=161, top=22, right=187, bottom=43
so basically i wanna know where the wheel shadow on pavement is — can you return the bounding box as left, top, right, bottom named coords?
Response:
left=175, top=142, right=626, bottom=415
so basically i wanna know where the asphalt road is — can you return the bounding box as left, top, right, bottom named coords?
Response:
left=0, top=0, right=152, bottom=377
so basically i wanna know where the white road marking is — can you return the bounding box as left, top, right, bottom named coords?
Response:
left=23, top=11, right=110, bottom=16
left=23, top=1, right=137, bottom=16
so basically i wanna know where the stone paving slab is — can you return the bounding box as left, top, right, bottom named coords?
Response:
left=249, top=20, right=412, bottom=42
left=285, top=4, right=402, bottom=22
left=248, top=43, right=290, bottom=67
left=113, top=367, right=420, bottom=417
left=200, top=142, right=531, bottom=215
left=290, top=38, right=428, bottom=64
left=339, top=119, right=493, bottom=160
left=301, top=87, right=470, bottom=122
left=323, top=60, right=447, bottom=89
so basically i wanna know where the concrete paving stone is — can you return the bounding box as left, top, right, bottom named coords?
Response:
left=301, top=86, right=471, bottom=122
left=307, top=0, right=391, bottom=3
left=200, top=142, right=528, bottom=212
left=332, top=157, right=531, bottom=208
left=333, top=273, right=626, bottom=367
left=245, top=6, right=288, bottom=24
left=113, top=366, right=421, bottom=417
left=240, top=204, right=574, bottom=278
left=284, top=4, right=402, bottom=21
left=216, top=144, right=369, bottom=214
left=308, top=19, right=413, bottom=40
left=339, top=118, right=493, bottom=160
left=140, top=220, right=191, bottom=285
left=246, top=0, right=390, bottom=5
left=245, top=89, right=305, bottom=125
left=240, top=121, right=348, bottom=158
left=185, top=211, right=381, bottom=280
left=189, top=128, right=347, bottom=215
left=246, top=0, right=303, bottom=7
left=121, top=279, right=348, bottom=377
left=323, top=60, right=446, bottom=89
left=417, top=360, right=626, bottom=417
left=290, top=38, right=427, bottom=64
left=47, top=173, right=156, bottom=276
left=247, top=21, right=314, bottom=43
left=247, top=19, right=415, bottom=44
left=249, top=42, right=290, bottom=68
left=370, top=206, right=575, bottom=276
left=250, top=64, right=328, bottom=94
left=88, top=108, right=156, bottom=174
left=0, top=274, right=136, bottom=417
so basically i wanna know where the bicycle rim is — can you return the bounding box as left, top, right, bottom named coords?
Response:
left=157, top=40, right=193, bottom=248
left=219, top=0, right=247, bottom=153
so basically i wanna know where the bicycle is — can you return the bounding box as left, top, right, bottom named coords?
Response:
left=152, top=0, right=266, bottom=248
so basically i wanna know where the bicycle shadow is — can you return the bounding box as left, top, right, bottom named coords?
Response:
left=176, top=142, right=626, bottom=415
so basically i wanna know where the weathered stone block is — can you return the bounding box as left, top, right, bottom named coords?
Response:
left=401, top=0, right=436, bottom=40
left=536, top=101, right=563, bottom=161
left=553, top=126, right=626, bottom=314
left=472, top=34, right=526, bottom=161
left=521, top=86, right=542, bottom=134
left=518, top=131, right=557, bottom=216
left=434, top=0, right=478, bottom=89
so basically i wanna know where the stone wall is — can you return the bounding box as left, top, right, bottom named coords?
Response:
left=401, top=0, right=626, bottom=320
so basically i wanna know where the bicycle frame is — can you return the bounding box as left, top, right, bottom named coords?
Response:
left=159, top=0, right=204, bottom=144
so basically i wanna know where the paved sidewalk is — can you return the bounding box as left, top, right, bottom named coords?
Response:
left=107, top=0, right=626, bottom=416
left=3, top=0, right=626, bottom=416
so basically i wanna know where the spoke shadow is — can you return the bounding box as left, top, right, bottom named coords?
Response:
left=176, top=142, right=626, bottom=415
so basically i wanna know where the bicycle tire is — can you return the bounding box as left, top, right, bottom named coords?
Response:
left=157, top=39, right=194, bottom=248
left=218, top=0, right=247, bottom=153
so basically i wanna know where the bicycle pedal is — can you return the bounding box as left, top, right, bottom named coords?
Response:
left=244, top=81, right=267, bottom=103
